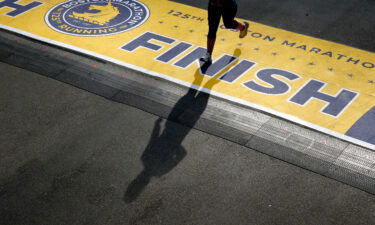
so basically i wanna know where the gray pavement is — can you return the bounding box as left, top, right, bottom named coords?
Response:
left=1, top=52, right=375, bottom=225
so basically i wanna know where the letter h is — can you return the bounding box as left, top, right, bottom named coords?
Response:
left=289, top=79, right=358, bottom=117
left=0, top=0, right=42, bottom=17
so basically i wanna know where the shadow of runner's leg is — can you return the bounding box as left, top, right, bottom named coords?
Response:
left=123, top=48, right=242, bottom=203
left=123, top=67, right=216, bottom=203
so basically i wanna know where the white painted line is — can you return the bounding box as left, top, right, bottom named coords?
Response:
left=1, top=25, right=374, bottom=150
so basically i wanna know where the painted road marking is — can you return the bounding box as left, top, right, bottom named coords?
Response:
left=0, top=0, right=43, bottom=17
left=0, top=0, right=374, bottom=149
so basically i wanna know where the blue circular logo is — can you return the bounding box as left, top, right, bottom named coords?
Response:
left=45, top=0, right=150, bottom=36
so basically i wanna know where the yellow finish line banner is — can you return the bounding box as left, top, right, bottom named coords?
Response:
left=0, top=0, right=374, bottom=148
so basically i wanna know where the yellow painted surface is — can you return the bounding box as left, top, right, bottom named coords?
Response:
left=1, top=0, right=374, bottom=136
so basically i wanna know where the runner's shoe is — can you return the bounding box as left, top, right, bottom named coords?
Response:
left=200, top=52, right=212, bottom=64
left=239, top=22, right=249, bottom=38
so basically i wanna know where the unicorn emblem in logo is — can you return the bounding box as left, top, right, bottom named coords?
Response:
left=46, top=0, right=149, bottom=36
left=68, top=0, right=120, bottom=26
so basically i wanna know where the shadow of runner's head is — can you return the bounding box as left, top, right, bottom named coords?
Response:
left=124, top=170, right=151, bottom=203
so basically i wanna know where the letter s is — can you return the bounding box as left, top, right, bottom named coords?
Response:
left=243, top=69, right=300, bottom=95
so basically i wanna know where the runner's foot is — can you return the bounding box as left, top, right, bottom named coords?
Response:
left=239, top=22, right=249, bottom=38
left=200, top=52, right=212, bottom=64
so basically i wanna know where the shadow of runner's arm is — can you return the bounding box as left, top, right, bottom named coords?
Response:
left=150, top=117, right=162, bottom=140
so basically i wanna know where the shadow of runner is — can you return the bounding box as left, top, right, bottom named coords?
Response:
left=124, top=49, right=242, bottom=203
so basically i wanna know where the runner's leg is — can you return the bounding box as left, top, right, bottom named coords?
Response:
left=206, top=1, right=222, bottom=55
left=222, top=0, right=248, bottom=38
left=222, top=0, right=240, bottom=30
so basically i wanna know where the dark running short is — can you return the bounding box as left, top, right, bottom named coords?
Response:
left=207, top=0, right=238, bottom=38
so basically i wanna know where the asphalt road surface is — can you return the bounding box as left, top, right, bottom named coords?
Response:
left=1, top=58, right=375, bottom=225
